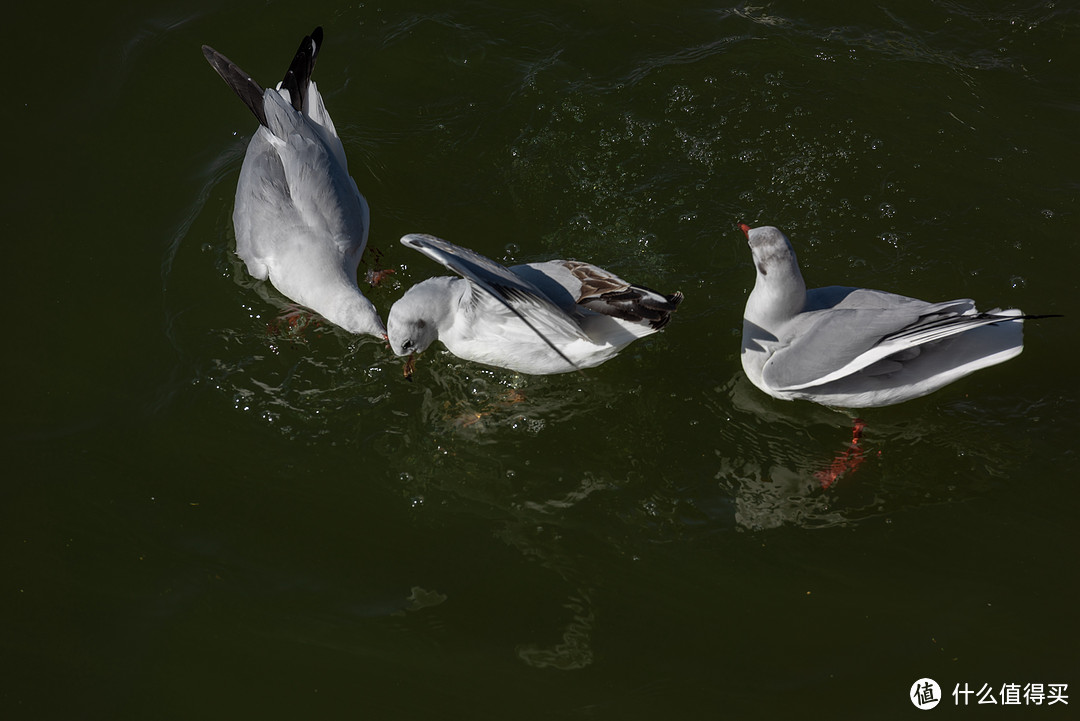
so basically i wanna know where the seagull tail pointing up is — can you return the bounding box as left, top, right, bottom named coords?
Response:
left=201, top=27, right=324, bottom=128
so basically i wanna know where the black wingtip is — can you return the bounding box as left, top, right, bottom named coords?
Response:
left=279, top=27, right=325, bottom=113
left=202, top=44, right=268, bottom=127
left=983, top=312, right=1063, bottom=324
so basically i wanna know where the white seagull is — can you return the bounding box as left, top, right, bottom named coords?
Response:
left=202, top=27, right=386, bottom=338
left=740, top=223, right=1050, bottom=408
left=386, top=234, right=683, bottom=375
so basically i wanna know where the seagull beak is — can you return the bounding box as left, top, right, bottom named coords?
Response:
left=739, top=223, right=752, bottom=239
left=403, top=353, right=416, bottom=381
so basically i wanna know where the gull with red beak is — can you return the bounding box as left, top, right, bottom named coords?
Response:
left=739, top=223, right=1050, bottom=408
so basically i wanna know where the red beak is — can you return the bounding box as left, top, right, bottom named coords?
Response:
left=738, top=223, right=752, bottom=238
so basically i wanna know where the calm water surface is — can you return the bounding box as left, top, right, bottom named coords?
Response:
left=5, top=1, right=1078, bottom=718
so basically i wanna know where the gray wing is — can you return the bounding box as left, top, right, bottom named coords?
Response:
left=400, top=234, right=588, bottom=365
left=764, top=289, right=1010, bottom=391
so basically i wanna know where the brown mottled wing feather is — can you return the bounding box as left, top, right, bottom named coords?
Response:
left=566, top=261, right=683, bottom=329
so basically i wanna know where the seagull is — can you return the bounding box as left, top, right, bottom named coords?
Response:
left=386, top=234, right=683, bottom=375
left=202, top=27, right=386, bottom=338
left=740, top=223, right=1051, bottom=408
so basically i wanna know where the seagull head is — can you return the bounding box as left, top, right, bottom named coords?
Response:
left=386, top=293, right=439, bottom=359
left=741, top=224, right=801, bottom=280
left=740, top=223, right=808, bottom=326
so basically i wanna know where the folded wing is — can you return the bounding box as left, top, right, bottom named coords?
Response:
left=763, top=289, right=1028, bottom=392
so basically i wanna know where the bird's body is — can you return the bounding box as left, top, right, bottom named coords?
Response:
left=202, top=28, right=385, bottom=338
left=741, top=224, right=1032, bottom=408
left=387, top=234, right=682, bottom=375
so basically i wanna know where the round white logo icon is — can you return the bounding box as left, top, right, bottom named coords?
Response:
left=911, top=678, right=942, bottom=710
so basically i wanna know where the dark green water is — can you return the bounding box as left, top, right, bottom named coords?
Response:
left=5, top=1, right=1078, bottom=718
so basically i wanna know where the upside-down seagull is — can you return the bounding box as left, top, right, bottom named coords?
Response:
left=202, top=27, right=386, bottom=338
left=387, top=234, right=683, bottom=375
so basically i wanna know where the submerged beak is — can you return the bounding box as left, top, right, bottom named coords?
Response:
left=739, top=223, right=752, bottom=239
left=403, top=353, right=416, bottom=381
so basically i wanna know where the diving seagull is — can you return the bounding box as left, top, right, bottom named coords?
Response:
left=386, top=234, right=683, bottom=375
left=740, top=223, right=1052, bottom=408
left=202, top=27, right=386, bottom=338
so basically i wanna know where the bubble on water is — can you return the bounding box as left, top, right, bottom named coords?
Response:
left=1040, top=209, right=1054, bottom=220
left=1010, top=276, right=1027, bottom=289
left=881, top=232, right=901, bottom=249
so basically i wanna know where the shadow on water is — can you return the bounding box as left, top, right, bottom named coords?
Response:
left=706, top=368, right=1061, bottom=533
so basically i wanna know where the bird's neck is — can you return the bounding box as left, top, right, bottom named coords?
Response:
left=745, top=264, right=807, bottom=331
left=318, top=282, right=386, bottom=338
